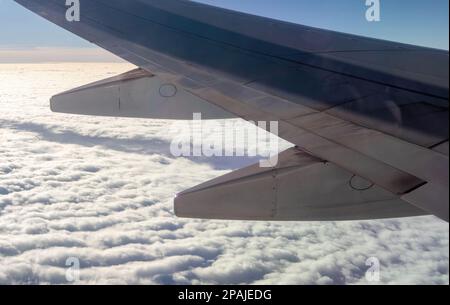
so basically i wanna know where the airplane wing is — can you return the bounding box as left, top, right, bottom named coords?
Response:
left=14, top=0, right=449, bottom=221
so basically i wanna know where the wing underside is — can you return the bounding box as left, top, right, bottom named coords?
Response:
left=14, top=0, right=449, bottom=221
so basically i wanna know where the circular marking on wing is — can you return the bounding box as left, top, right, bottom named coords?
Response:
left=349, top=175, right=374, bottom=191
left=159, top=84, right=178, bottom=98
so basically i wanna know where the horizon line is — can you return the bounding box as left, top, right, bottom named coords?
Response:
left=0, top=47, right=126, bottom=63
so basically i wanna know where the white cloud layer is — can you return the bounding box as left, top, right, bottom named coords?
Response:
left=0, top=63, right=448, bottom=285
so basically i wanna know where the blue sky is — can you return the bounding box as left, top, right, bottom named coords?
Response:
left=0, top=0, right=448, bottom=50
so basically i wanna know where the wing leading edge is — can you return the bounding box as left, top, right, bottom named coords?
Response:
left=14, top=0, right=449, bottom=221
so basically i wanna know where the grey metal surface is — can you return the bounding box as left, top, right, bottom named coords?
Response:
left=51, top=68, right=234, bottom=119
left=14, top=0, right=448, bottom=146
left=433, top=141, right=449, bottom=156
left=14, top=0, right=449, bottom=221
left=175, top=148, right=426, bottom=221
